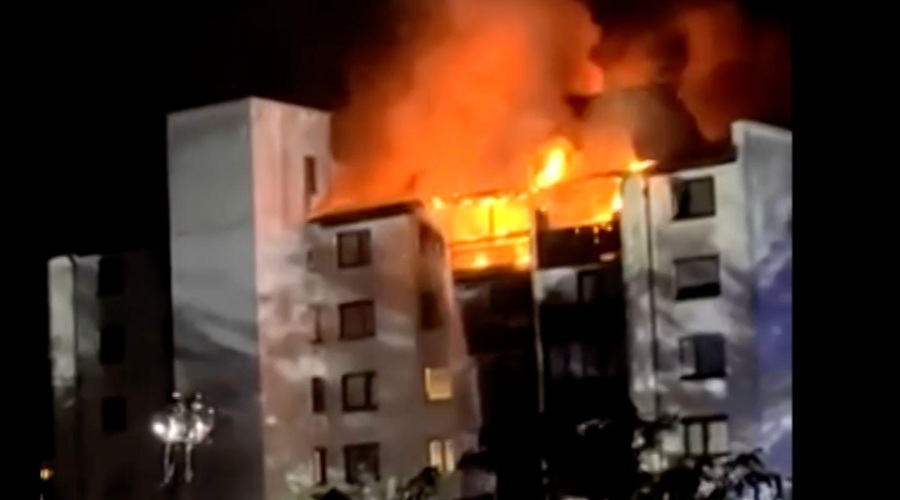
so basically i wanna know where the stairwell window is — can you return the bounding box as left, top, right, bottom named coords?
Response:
left=419, top=292, right=441, bottom=331
left=99, top=324, right=125, bottom=365
left=337, top=230, right=372, bottom=268
left=101, top=397, right=127, bottom=434
left=305, top=156, right=318, bottom=197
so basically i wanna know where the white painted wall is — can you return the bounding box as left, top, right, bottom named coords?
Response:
left=621, top=120, right=792, bottom=472
left=168, top=98, right=333, bottom=500
left=168, top=98, right=477, bottom=498
left=303, top=210, right=479, bottom=490
left=47, top=251, right=170, bottom=500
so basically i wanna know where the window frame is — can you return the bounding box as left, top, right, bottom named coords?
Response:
left=344, top=442, right=380, bottom=484
left=304, top=155, right=318, bottom=197
left=674, top=255, right=722, bottom=301
left=342, top=371, right=378, bottom=412
left=679, top=333, right=727, bottom=380
left=337, top=230, right=372, bottom=268
left=682, top=415, right=729, bottom=457
left=313, top=447, right=327, bottom=485
left=338, top=300, right=376, bottom=341
left=671, top=176, right=716, bottom=220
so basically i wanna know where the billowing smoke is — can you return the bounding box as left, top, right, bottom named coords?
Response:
left=324, top=0, right=791, bottom=211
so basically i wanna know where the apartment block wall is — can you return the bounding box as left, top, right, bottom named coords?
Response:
left=620, top=120, right=792, bottom=472
left=48, top=251, right=169, bottom=500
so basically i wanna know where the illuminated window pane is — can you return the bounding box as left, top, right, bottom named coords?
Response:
left=427, top=439, right=455, bottom=473
left=425, top=367, right=453, bottom=401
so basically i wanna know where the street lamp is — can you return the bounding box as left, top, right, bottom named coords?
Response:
left=151, top=392, right=216, bottom=486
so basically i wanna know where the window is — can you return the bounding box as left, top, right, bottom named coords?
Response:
left=97, top=256, right=124, bottom=297
left=428, top=439, right=456, bottom=473
left=578, top=270, right=600, bottom=303
left=672, top=176, right=715, bottom=219
left=342, top=372, right=377, bottom=411
left=337, top=230, right=372, bottom=268
left=683, top=416, right=729, bottom=456
left=305, top=156, right=318, bottom=197
left=419, top=292, right=441, bottom=331
left=419, top=223, right=444, bottom=255
left=344, top=443, right=380, bottom=484
left=310, top=306, right=323, bottom=343
left=339, top=301, right=376, bottom=340
left=312, top=377, right=326, bottom=413
left=548, top=342, right=601, bottom=380
left=313, top=447, right=327, bottom=485
left=680, top=334, right=726, bottom=379
left=674, top=256, right=721, bottom=300
left=99, top=325, right=125, bottom=365
left=424, top=367, right=453, bottom=401
left=101, top=397, right=126, bottom=433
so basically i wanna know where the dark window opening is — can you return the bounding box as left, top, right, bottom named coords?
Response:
left=680, top=334, right=726, bottom=379
left=344, top=443, right=380, bottom=484
left=313, top=447, right=327, bottom=485
left=97, top=256, right=124, bottom=297
left=312, top=377, right=326, bottom=413
left=99, top=325, right=125, bottom=365
left=339, top=301, right=376, bottom=340
left=578, top=271, right=600, bottom=303
left=305, top=156, right=318, bottom=196
left=672, top=176, right=716, bottom=220
left=337, top=230, right=372, bottom=268
left=342, top=372, right=377, bottom=411
left=418, top=222, right=444, bottom=255
left=675, top=255, right=721, bottom=300
left=311, top=306, right=323, bottom=343
left=683, top=415, right=729, bottom=456
left=419, top=292, right=441, bottom=331
left=101, top=397, right=127, bottom=434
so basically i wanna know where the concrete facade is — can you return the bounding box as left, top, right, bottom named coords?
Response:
left=620, top=121, right=792, bottom=475
left=167, top=98, right=477, bottom=499
left=304, top=204, right=480, bottom=490
left=48, top=251, right=170, bottom=500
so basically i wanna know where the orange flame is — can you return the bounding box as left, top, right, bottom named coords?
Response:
left=629, top=159, right=656, bottom=173
left=533, top=138, right=572, bottom=190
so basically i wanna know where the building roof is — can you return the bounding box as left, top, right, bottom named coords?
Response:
left=308, top=199, right=423, bottom=227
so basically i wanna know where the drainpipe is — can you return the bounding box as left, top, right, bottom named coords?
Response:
left=641, top=178, right=663, bottom=421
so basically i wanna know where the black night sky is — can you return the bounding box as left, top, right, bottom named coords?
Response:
left=25, top=0, right=790, bottom=478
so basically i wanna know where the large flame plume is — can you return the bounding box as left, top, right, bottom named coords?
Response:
left=320, top=0, right=790, bottom=269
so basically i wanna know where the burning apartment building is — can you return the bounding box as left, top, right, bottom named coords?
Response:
left=160, top=91, right=790, bottom=499
left=166, top=98, right=479, bottom=498
left=620, top=120, right=792, bottom=477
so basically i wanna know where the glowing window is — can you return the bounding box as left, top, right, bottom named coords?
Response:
left=424, top=367, right=453, bottom=401
left=428, top=438, right=456, bottom=473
